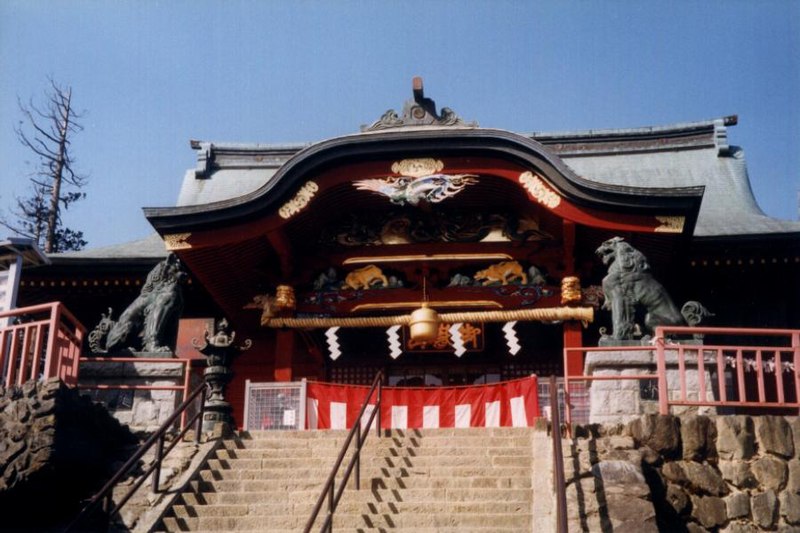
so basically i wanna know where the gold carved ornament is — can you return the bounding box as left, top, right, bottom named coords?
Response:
left=519, top=171, right=561, bottom=209
left=279, top=181, right=319, bottom=219
left=654, top=216, right=685, bottom=233
left=163, top=233, right=192, bottom=250
left=390, top=158, right=444, bottom=178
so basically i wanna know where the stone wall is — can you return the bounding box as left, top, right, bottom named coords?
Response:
left=565, top=414, right=800, bottom=532
left=0, top=377, right=136, bottom=530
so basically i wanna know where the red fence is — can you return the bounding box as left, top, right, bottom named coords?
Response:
left=564, top=326, right=800, bottom=425
left=0, top=302, right=85, bottom=388
left=306, top=376, right=539, bottom=430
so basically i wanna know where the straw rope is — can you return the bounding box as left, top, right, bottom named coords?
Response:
left=262, top=306, right=593, bottom=328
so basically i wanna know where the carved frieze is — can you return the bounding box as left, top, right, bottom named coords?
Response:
left=279, top=181, right=319, bottom=219
left=519, top=171, right=561, bottom=209
left=353, top=159, right=477, bottom=206
left=320, top=211, right=551, bottom=247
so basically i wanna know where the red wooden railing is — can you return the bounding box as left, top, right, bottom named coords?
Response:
left=0, top=302, right=85, bottom=388
left=564, top=326, right=800, bottom=426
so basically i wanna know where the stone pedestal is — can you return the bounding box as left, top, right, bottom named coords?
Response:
left=585, top=349, right=716, bottom=424
left=79, top=358, right=195, bottom=431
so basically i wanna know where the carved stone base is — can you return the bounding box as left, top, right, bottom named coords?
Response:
left=202, top=401, right=233, bottom=432
left=584, top=350, right=716, bottom=424
left=79, top=359, right=194, bottom=431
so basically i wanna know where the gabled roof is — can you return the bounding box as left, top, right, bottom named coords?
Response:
left=165, top=117, right=798, bottom=239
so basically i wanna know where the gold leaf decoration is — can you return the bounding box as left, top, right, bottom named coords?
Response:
left=390, top=158, right=444, bottom=178
left=279, top=181, right=319, bottom=219
left=519, top=171, right=561, bottom=208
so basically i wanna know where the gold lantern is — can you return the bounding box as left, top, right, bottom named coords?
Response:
left=408, top=302, right=439, bottom=342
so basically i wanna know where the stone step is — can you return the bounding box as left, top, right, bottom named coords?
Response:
left=241, top=427, right=532, bottom=439
left=233, top=434, right=533, bottom=449
left=163, top=510, right=533, bottom=531
left=198, top=468, right=532, bottom=488
left=171, top=499, right=529, bottom=519
left=212, top=450, right=532, bottom=467
left=160, top=520, right=529, bottom=533
left=217, top=442, right=531, bottom=459
left=183, top=487, right=532, bottom=505
left=193, top=474, right=530, bottom=494
left=203, top=463, right=532, bottom=482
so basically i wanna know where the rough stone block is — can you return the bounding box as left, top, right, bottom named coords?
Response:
left=751, top=490, right=778, bottom=529
left=755, top=416, right=794, bottom=458
left=716, top=416, right=756, bottom=460
left=719, top=460, right=758, bottom=489
left=751, top=455, right=788, bottom=492
left=780, top=491, right=800, bottom=525
left=690, top=494, right=727, bottom=529
left=628, top=414, right=681, bottom=458
left=725, top=491, right=750, bottom=520
left=788, top=460, right=800, bottom=493
left=663, top=461, right=727, bottom=496
left=666, top=482, right=690, bottom=515
left=681, top=415, right=717, bottom=462
left=591, top=460, right=645, bottom=486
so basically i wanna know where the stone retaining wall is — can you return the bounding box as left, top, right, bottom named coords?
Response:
left=0, top=377, right=136, bottom=530
left=566, top=414, right=800, bottom=532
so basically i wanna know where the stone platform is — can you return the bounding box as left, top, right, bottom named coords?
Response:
left=79, top=358, right=198, bottom=431
left=585, top=349, right=716, bottom=424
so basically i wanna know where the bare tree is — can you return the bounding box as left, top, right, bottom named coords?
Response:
left=2, top=79, right=87, bottom=253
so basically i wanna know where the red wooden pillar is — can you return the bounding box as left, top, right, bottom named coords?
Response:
left=561, top=220, right=583, bottom=375
left=274, top=329, right=295, bottom=382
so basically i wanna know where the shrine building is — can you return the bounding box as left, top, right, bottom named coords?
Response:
left=14, top=79, right=800, bottom=428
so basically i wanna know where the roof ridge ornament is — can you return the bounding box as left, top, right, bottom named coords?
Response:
left=362, top=77, right=478, bottom=132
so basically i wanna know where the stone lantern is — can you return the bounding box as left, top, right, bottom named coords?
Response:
left=193, top=318, right=251, bottom=431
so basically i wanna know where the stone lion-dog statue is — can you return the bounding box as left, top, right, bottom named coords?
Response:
left=474, top=261, right=528, bottom=286
left=596, top=237, right=711, bottom=342
left=96, top=253, right=187, bottom=354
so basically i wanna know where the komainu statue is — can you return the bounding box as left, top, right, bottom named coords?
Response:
left=90, top=253, right=186, bottom=354
left=596, top=237, right=711, bottom=344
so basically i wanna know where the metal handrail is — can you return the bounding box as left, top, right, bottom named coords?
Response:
left=304, top=371, right=383, bottom=533
left=549, top=375, right=568, bottom=533
left=64, top=381, right=208, bottom=532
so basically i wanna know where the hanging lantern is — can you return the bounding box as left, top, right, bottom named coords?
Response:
left=409, top=303, right=439, bottom=342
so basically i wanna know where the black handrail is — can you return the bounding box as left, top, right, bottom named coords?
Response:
left=550, top=375, right=568, bottom=533
left=64, top=381, right=208, bottom=532
left=304, top=371, right=383, bottom=533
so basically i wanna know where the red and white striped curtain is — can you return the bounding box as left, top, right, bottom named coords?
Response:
left=306, top=376, right=539, bottom=430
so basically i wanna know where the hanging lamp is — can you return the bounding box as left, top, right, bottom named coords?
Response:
left=408, top=277, right=440, bottom=341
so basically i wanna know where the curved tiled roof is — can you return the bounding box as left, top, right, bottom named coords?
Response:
left=65, top=117, right=800, bottom=261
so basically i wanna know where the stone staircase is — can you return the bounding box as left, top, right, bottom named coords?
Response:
left=156, top=427, right=534, bottom=532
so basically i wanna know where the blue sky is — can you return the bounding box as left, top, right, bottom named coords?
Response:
left=1, top=1, right=798, bottom=248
